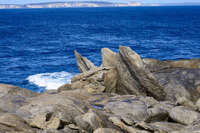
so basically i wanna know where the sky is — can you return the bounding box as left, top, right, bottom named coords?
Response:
left=0, top=0, right=200, bottom=4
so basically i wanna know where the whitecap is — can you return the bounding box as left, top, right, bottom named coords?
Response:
left=26, top=71, right=75, bottom=90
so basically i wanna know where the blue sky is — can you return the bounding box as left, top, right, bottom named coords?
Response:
left=0, top=0, right=199, bottom=4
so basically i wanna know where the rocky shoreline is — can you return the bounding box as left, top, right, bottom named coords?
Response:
left=1, top=46, right=200, bottom=133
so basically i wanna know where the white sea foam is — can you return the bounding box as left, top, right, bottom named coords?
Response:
left=27, top=71, right=75, bottom=90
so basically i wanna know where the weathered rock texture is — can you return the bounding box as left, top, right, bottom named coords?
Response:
left=1, top=46, right=200, bottom=133
left=0, top=83, right=39, bottom=113
left=75, top=50, right=97, bottom=73
left=117, top=46, right=166, bottom=100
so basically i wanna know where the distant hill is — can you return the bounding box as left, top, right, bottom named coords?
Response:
left=0, top=1, right=142, bottom=9
left=144, top=2, right=200, bottom=6
left=159, top=2, right=200, bottom=6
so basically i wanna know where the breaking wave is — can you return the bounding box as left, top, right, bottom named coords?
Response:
left=26, top=71, right=75, bottom=90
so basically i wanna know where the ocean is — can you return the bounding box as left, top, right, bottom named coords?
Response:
left=0, top=6, right=200, bottom=92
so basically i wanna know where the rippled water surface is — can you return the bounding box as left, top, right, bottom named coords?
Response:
left=0, top=6, right=200, bottom=92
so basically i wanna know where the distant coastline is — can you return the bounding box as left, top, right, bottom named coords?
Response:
left=0, top=1, right=200, bottom=9
left=0, top=1, right=143, bottom=9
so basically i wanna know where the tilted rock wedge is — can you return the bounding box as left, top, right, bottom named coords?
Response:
left=117, top=46, right=166, bottom=100
left=74, top=50, right=97, bottom=73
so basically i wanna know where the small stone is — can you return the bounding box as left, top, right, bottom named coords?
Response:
left=195, top=98, right=200, bottom=111
left=149, top=122, right=184, bottom=133
left=94, top=128, right=121, bottom=133
left=68, top=124, right=79, bottom=130
left=75, top=109, right=103, bottom=132
left=46, top=115, right=61, bottom=129
left=57, top=84, right=72, bottom=92
left=169, top=106, right=200, bottom=125
left=30, top=113, right=47, bottom=129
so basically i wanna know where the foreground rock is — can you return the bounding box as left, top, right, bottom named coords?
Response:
left=0, top=83, right=199, bottom=133
left=169, top=106, right=200, bottom=125
left=94, top=128, right=121, bottom=133
left=0, top=83, right=38, bottom=113
left=0, top=113, right=37, bottom=133
left=1, top=46, right=200, bottom=133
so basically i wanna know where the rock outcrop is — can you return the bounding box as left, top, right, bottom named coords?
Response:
left=101, top=48, right=118, bottom=67
left=143, top=58, right=200, bottom=72
left=75, top=51, right=97, bottom=73
left=117, top=46, right=166, bottom=100
left=1, top=46, right=200, bottom=133
left=154, top=68, right=200, bottom=102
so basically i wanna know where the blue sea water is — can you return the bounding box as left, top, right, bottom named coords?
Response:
left=0, top=6, right=200, bottom=92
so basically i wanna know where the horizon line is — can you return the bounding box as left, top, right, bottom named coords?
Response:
left=1, top=1, right=200, bottom=5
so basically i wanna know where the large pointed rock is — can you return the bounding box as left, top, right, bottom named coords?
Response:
left=74, top=51, right=97, bottom=73
left=117, top=46, right=166, bottom=100
left=116, top=53, right=145, bottom=95
left=101, top=48, right=118, bottom=67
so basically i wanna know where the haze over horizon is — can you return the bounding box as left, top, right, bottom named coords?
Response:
left=0, top=0, right=200, bottom=4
